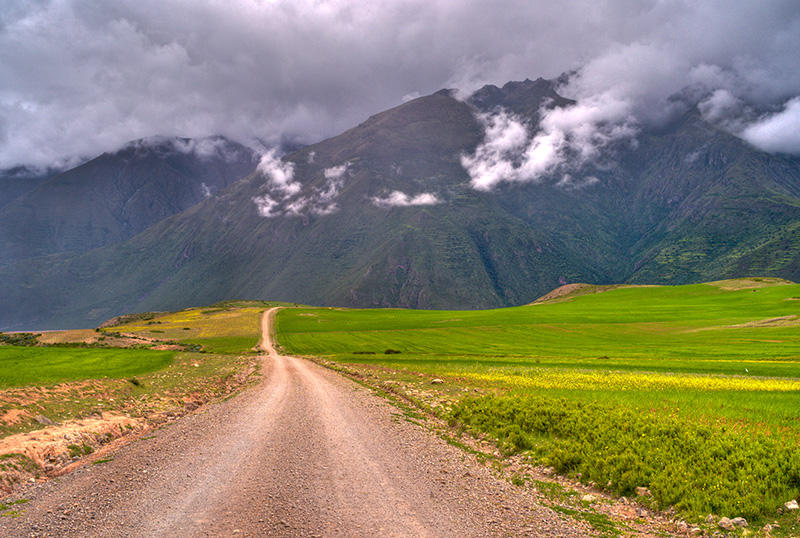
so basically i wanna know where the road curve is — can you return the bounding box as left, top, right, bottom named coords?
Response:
left=0, top=308, right=589, bottom=537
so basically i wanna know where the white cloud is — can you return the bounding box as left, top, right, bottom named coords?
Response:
left=257, top=150, right=300, bottom=196
left=555, top=174, right=600, bottom=190
left=253, top=159, right=348, bottom=217
left=284, top=196, right=309, bottom=216
left=741, top=98, right=800, bottom=155
left=2, top=1, right=800, bottom=167
left=372, top=191, right=440, bottom=207
left=323, top=163, right=348, bottom=180
left=252, top=194, right=279, bottom=217
left=462, top=97, right=636, bottom=191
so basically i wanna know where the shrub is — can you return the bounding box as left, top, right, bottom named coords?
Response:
left=0, top=332, right=39, bottom=346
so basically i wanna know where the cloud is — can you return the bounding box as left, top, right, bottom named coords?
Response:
left=253, top=194, right=280, bottom=218
left=323, top=163, right=348, bottom=180
left=253, top=159, right=348, bottom=217
left=2, top=0, right=800, bottom=169
left=555, top=174, right=600, bottom=190
left=372, top=191, right=440, bottom=207
left=740, top=98, right=800, bottom=155
left=257, top=150, right=300, bottom=197
left=463, top=96, right=636, bottom=190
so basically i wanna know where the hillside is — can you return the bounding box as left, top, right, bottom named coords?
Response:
left=0, top=136, right=257, bottom=263
left=2, top=78, right=800, bottom=329
left=0, top=167, right=52, bottom=210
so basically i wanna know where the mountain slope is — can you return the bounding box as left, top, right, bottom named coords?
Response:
left=0, top=136, right=257, bottom=263
left=0, top=167, right=52, bottom=210
left=2, top=80, right=800, bottom=329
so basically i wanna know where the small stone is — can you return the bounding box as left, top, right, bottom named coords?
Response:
left=635, top=486, right=651, bottom=497
left=705, top=514, right=716, bottom=524
left=619, top=496, right=628, bottom=504
left=731, top=517, right=748, bottom=528
left=690, top=527, right=702, bottom=535
left=762, top=524, right=773, bottom=534
left=676, top=521, right=688, bottom=531
left=581, top=494, right=596, bottom=503
left=431, top=378, right=444, bottom=384
left=784, top=499, right=799, bottom=511
left=35, top=415, right=55, bottom=426
left=718, top=517, right=735, bottom=531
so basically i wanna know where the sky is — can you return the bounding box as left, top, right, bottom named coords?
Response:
left=1, top=0, right=800, bottom=171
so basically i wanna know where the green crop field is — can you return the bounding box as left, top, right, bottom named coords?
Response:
left=0, top=346, right=174, bottom=388
left=276, top=278, right=800, bottom=525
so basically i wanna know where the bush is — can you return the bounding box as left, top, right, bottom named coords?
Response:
left=0, top=332, right=39, bottom=346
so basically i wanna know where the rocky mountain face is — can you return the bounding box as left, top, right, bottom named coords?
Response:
left=1, top=79, right=799, bottom=329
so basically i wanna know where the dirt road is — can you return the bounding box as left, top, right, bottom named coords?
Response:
left=1, top=308, right=589, bottom=536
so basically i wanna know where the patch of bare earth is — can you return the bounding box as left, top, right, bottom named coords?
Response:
left=688, top=314, right=800, bottom=332
left=531, top=283, right=660, bottom=305
left=34, top=329, right=166, bottom=349
left=706, top=277, right=794, bottom=290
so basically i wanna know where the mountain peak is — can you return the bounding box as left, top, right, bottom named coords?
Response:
left=468, top=76, right=575, bottom=120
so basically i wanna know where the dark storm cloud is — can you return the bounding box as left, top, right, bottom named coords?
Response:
left=1, top=0, right=799, bottom=169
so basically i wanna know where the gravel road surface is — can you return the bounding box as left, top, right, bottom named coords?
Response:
left=0, top=309, right=589, bottom=537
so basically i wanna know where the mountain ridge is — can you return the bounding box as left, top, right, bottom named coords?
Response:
left=2, top=78, right=800, bottom=329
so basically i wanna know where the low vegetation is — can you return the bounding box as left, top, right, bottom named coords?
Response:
left=276, top=278, right=800, bottom=528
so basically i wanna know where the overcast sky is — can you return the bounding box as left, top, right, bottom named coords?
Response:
left=1, top=0, right=800, bottom=170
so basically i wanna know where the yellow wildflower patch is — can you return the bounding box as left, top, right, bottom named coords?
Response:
left=464, top=368, right=800, bottom=392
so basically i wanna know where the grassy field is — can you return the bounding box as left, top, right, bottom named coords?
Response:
left=0, top=347, right=173, bottom=389
left=276, top=278, right=800, bottom=526
left=107, top=300, right=283, bottom=354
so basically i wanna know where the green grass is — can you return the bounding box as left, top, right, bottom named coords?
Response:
left=276, top=279, right=800, bottom=522
left=0, top=346, right=174, bottom=388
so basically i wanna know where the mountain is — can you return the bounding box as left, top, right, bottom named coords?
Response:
left=0, top=167, right=53, bottom=210
left=0, top=136, right=257, bottom=263
left=1, top=79, right=800, bottom=329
